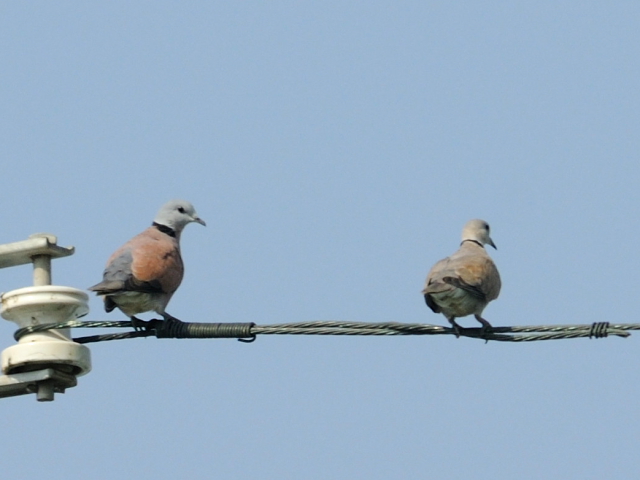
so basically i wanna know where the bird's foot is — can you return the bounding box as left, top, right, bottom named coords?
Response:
left=480, top=325, right=493, bottom=343
left=161, top=313, right=183, bottom=325
left=148, top=313, right=183, bottom=337
left=476, top=316, right=493, bottom=343
left=448, top=319, right=463, bottom=338
left=130, top=316, right=146, bottom=331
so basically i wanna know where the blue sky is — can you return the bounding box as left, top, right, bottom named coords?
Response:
left=2, top=2, right=640, bottom=479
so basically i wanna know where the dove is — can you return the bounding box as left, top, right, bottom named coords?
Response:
left=422, top=219, right=501, bottom=335
left=89, top=199, right=205, bottom=326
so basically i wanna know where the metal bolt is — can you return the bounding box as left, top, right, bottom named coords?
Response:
left=36, top=381, right=54, bottom=402
left=28, top=234, right=57, bottom=286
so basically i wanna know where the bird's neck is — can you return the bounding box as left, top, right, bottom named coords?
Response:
left=152, top=222, right=177, bottom=238
left=460, top=239, right=483, bottom=248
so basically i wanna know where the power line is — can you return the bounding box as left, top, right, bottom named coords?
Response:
left=13, top=318, right=631, bottom=344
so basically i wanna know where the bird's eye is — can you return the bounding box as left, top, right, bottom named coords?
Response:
left=178, top=207, right=186, bottom=214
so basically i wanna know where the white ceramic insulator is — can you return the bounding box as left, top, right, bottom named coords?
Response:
left=0, top=286, right=91, bottom=376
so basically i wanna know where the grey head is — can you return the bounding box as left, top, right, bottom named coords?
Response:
left=461, top=219, right=496, bottom=249
left=154, top=199, right=206, bottom=237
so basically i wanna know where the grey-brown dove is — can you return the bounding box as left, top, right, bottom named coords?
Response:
left=422, top=219, right=501, bottom=335
left=89, top=200, right=206, bottom=325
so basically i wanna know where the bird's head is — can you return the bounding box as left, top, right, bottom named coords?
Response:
left=461, top=219, right=496, bottom=249
left=154, top=199, right=206, bottom=236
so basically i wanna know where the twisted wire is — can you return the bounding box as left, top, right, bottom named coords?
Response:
left=12, top=318, right=634, bottom=344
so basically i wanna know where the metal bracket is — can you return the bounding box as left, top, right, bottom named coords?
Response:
left=0, top=234, right=74, bottom=269
left=0, top=368, right=77, bottom=401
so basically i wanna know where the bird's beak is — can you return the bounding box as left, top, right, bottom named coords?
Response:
left=193, top=216, right=206, bottom=226
left=488, top=238, right=497, bottom=250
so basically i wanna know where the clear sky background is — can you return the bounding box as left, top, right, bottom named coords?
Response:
left=1, top=2, right=639, bottom=479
